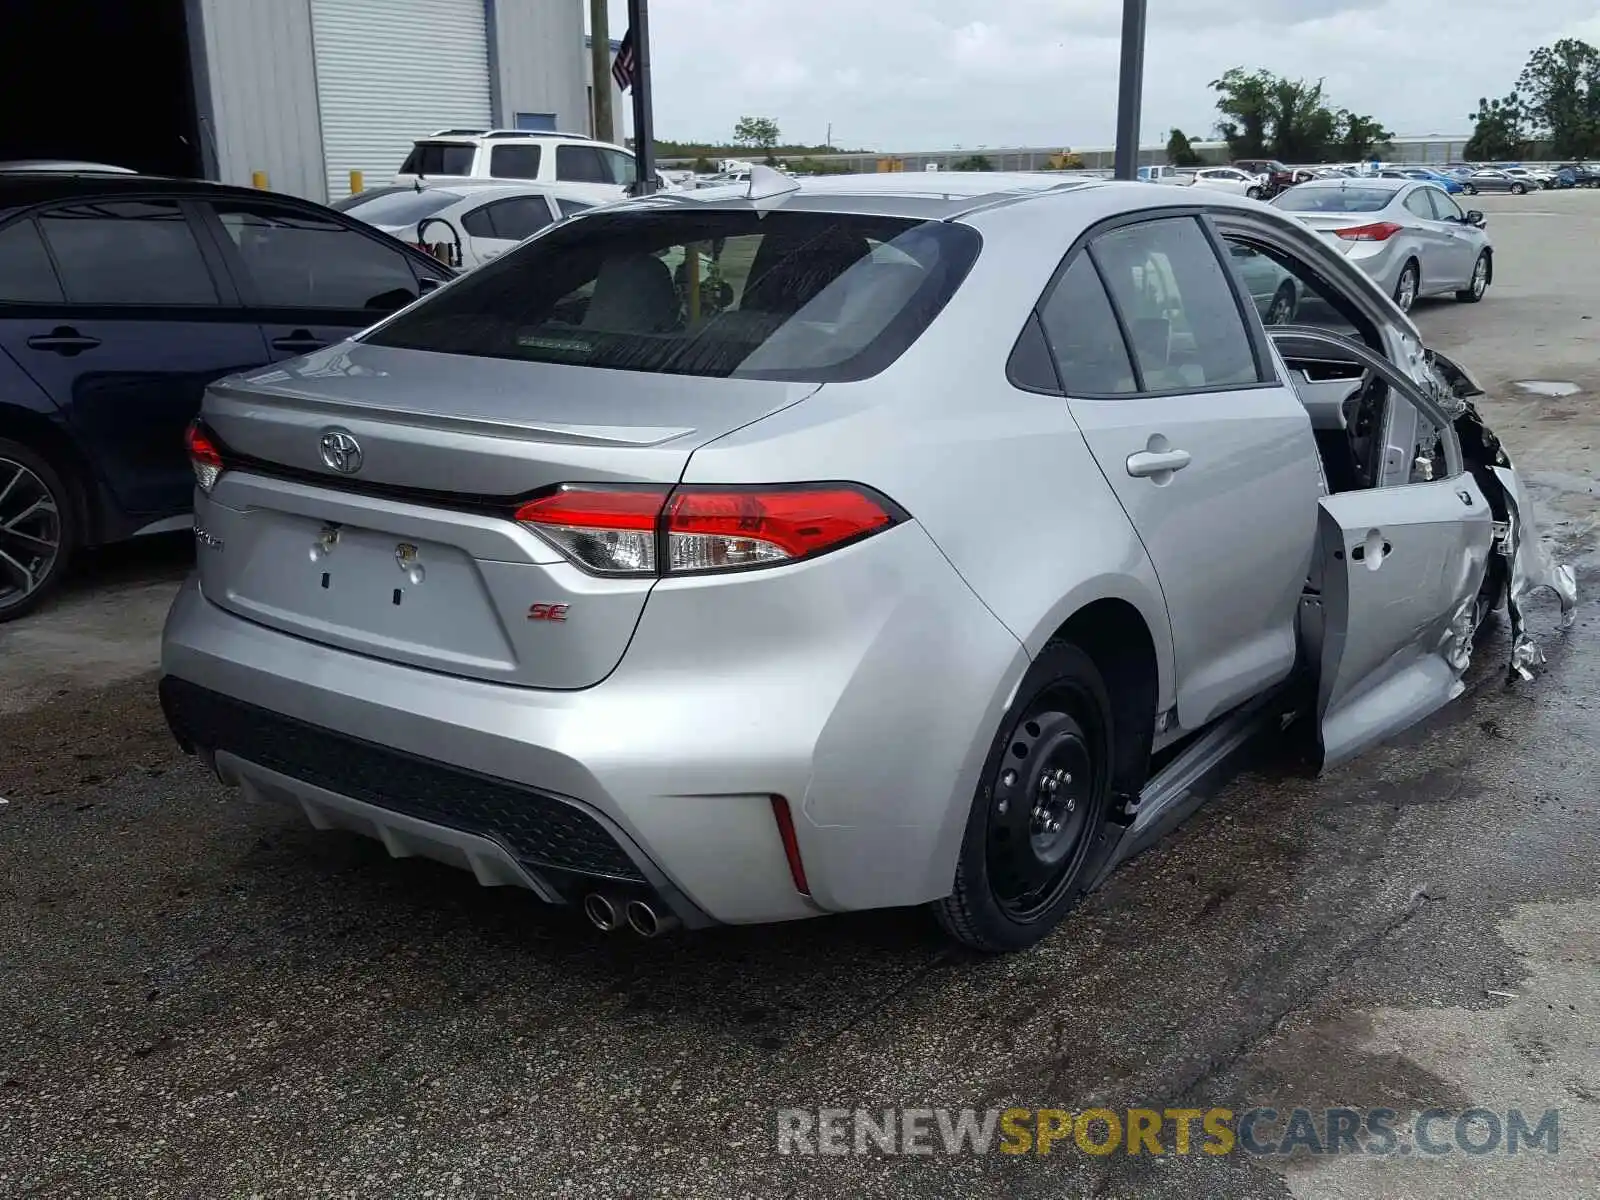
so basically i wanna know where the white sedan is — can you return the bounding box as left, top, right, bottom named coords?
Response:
left=1189, top=166, right=1267, bottom=199
left=340, top=182, right=600, bottom=270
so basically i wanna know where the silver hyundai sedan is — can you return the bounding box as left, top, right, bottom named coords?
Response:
left=1271, top=176, right=1493, bottom=313
left=160, top=171, right=1571, bottom=952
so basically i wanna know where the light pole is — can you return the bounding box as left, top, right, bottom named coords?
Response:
left=1112, top=0, right=1147, bottom=180
left=628, top=0, right=657, bottom=193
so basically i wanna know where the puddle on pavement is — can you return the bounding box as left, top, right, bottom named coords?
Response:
left=1512, top=380, right=1582, bottom=398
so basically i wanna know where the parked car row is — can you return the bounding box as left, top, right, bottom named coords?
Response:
left=153, top=169, right=1571, bottom=953
left=340, top=181, right=599, bottom=271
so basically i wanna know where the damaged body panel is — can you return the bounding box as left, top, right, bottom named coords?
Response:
left=1268, top=329, right=1573, bottom=769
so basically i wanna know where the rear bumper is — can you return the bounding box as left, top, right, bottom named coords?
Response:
left=160, top=521, right=1027, bottom=925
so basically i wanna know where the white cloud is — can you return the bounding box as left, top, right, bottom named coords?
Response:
left=602, top=0, right=1600, bottom=149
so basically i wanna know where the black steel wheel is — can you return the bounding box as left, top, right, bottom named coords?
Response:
left=0, top=438, right=75, bottom=622
left=936, top=641, right=1115, bottom=952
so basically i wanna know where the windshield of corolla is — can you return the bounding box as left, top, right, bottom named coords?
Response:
left=366, top=209, right=981, bottom=382
left=341, top=189, right=466, bottom=227
left=1273, top=186, right=1395, bottom=214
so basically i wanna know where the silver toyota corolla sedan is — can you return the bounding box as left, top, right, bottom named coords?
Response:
left=1271, top=177, right=1493, bottom=313
left=160, top=171, right=1572, bottom=953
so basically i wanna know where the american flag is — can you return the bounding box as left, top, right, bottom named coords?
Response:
left=611, top=27, right=636, bottom=93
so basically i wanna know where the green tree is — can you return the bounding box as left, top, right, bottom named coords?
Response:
left=1515, top=38, right=1600, bottom=157
left=952, top=154, right=994, bottom=171
left=1210, top=68, right=1273, bottom=157
left=733, top=116, right=782, bottom=164
left=1210, top=67, right=1390, bottom=162
left=1165, top=128, right=1203, bottom=166
left=1333, top=110, right=1393, bottom=160
left=1464, top=93, right=1530, bottom=161
left=691, top=155, right=714, bottom=174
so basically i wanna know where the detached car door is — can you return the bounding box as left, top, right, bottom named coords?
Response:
left=196, top=197, right=446, bottom=361
left=0, top=197, right=267, bottom=520
left=1269, top=326, right=1494, bottom=769
left=1040, top=214, right=1324, bottom=730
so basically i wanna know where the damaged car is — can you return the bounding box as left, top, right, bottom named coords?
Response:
left=157, top=171, right=1575, bottom=954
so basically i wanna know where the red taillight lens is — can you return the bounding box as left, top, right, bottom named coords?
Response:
left=770, top=795, right=811, bottom=897
left=514, top=486, right=668, bottom=574
left=665, top=486, right=896, bottom=572
left=1332, top=221, right=1403, bottom=242
left=514, top=484, right=902, bottom=576
left=185, top=420, right=224, bottom=493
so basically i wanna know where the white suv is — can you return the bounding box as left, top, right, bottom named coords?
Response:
left=393, top=129, right=655, bottom=203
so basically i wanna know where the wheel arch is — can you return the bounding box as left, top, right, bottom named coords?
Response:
left=0, top=402, right=101, bottom=545
left=1047, top=596, right=1161, bottom=806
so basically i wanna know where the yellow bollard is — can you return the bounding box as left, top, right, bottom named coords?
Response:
left=251, top=170, right=269, bottom=189
left=349, top=169, right=364, bottom=194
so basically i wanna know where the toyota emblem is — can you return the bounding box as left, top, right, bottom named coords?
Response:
left=319, top=429, right=363, bottom=474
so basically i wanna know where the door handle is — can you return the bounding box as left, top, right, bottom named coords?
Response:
left=26, top=327, right=101, bottom=355
left=270, top=330, right=326, bottom=353
left=1125, top=448, right=1192, bottom=478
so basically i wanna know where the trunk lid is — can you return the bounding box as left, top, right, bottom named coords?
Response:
left=197, top=341, right=818, bottom=689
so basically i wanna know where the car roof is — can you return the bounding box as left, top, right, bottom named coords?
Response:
left=1289, top=176, right=1409, bottom=193
left=646, top=171, right=1103, bottom=219
left=0, top=172, right=333, bottom=211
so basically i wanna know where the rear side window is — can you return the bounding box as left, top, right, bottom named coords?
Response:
left=1089, top=218, right=1262, bottom=391
left=555, top=145, right=608, bottom=183
left=399, top=142, right=477, bottom=176
left=210, top=201, right=421, bottom=311
left=479, top=197, right=554, bottom=241
left=1037, top=254, right=1136, bottom=395
left=557, top=198, right=592, bottom=217
left=39, top=200, right=218, bottom=305
left=367, top=209, right=981, bottom=382
left=0, top=219, right=65, bottom=303
left=490, top=144, right=541, bottom=179
left=1402, top=190, right=1434, bottom=219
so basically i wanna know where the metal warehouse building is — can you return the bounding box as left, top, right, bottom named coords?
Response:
left=6, top=0, right=619, bottom=203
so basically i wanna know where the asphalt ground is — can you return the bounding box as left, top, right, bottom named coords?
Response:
left=1, top=189, right=1597, bottom=1199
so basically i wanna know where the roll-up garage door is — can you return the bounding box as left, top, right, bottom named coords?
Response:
left=310, top=0, right=492, bottom=200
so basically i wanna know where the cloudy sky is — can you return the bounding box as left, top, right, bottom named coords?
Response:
left=601, top=0, right=1600, bottom=150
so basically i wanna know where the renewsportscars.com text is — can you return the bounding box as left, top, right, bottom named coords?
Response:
left=775, top=1106, right=1561, bottom=1158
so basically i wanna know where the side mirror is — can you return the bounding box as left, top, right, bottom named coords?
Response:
left=1466, top=210, right=1486, bottom=228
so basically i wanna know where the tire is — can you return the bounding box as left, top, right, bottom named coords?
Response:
left=934, top=641, right=1117, bottom=953
left=1265, top=281, right=1297, bottom=324
left=1246, top=186, right=1262, bottom=200
left=1511, top=182, right=1526, bottom=195
left=1457, top=251, right=1491, bottom=302
left=0, top=437, right=77, bottom=623
left=1462, top=183, right=1477, bottom=195
left=1393, top=260, right=1420, bottom=313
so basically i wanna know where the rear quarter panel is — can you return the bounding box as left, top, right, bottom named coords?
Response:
left=682, top=186, right=1179, bottom=711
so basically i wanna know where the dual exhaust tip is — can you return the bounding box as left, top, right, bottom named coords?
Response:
left=583, top=892, right=680, bottom=938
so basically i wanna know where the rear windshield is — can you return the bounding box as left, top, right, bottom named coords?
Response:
left=341, top=188, right=464, bottom=226
left=1273, top=186, right=1393, bottom=214
left=399, top=142, right=476, bottom=176
left=365, top=208, right=981, bottom=382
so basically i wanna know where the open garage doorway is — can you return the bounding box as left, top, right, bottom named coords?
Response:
left=3, top=0, right=204, bottom=177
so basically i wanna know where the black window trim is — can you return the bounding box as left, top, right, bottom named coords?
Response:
left=191, top=194, right=449, bottom=315
left=1009, top=206, right=1281, bottom=401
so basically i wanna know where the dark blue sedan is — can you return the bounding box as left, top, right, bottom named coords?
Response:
left=0, top=171, right=452, bottom=619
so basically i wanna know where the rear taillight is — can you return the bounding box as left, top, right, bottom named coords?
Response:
left=1332, top=221, right=1403, bottom=242
left=513, top=486, right=666, bottom=574
left=185, top=421, right=224, bottom=494
left=514, top=484, right=903, bottom=577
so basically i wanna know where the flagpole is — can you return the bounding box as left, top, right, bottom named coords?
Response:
left=627, top=0, right=657, bottom=194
